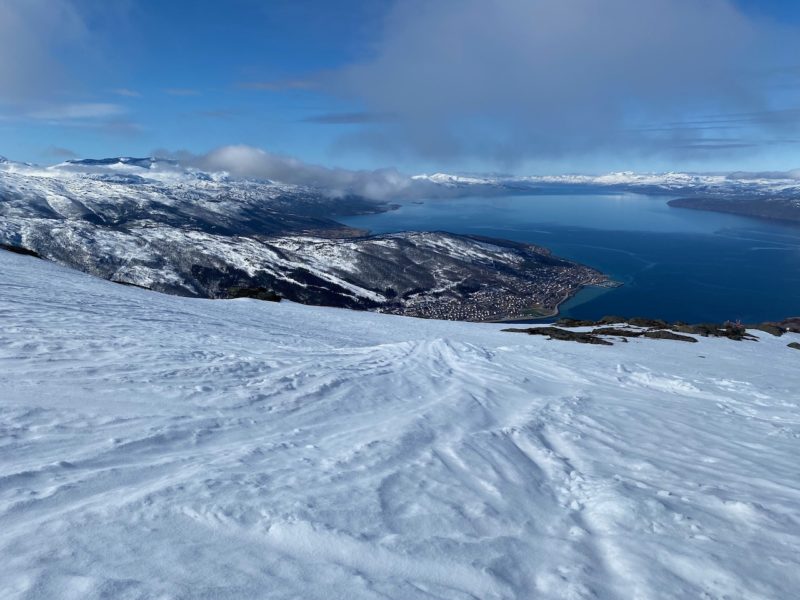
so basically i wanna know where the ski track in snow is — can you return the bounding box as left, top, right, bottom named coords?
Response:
left=1, top=250, right=799, bottom=599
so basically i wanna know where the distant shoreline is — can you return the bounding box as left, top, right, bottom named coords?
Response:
left=486, top=280, right=623, bottom=324
left=668, top=197, right=800, bottom=225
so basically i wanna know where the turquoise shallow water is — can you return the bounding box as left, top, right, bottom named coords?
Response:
left=341, top=193, right=800, bottom=323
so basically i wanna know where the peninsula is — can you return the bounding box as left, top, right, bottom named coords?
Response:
left=0, top=156, right=607, bottom=322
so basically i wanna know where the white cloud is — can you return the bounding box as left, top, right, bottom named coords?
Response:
left=28, top=103, right=127, bottom=121
left=328, top=0, right=799, bottom=163
left=167, top=145, right=416, bottom=200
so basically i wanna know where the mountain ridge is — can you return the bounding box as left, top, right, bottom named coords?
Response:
left=0, top=155, right=605, bottom=320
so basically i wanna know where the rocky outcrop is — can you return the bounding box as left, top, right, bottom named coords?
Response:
left=505, top=316, right=800, bottom=346
left=0, top=243, right=41, bottom=258
left=503, top=327, right=614, bottom=345
left=229, top=287, right=282, bottom=302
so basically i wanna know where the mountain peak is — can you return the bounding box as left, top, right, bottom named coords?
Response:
left=65, top=157, right=168, bottom=169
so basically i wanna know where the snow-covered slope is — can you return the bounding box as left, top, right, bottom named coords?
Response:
left=2, top=249, right=799, bottom=599
left=0, top=157, right=604, bottom=318
left=0, top=155, right=378, bottom=234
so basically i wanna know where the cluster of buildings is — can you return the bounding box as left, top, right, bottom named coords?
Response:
left=381, top=265, right=608, bottom=322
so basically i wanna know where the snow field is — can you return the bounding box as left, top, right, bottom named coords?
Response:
left=1, top=250, right=799, bottom=599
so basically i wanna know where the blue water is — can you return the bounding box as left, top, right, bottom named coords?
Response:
left=341, top=193, right=800, bottom=323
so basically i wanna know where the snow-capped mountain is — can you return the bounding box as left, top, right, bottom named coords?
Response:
left=413, top=168, right=800, bottom=194
left=5, top=154, right=798, bottom=320
left=0, top=157, right=603, bottom=320
left=2, top=247, right=799, bottom=599
left=413, top=168, right=800, bottom=223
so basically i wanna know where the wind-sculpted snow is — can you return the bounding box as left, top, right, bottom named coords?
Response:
left=2, top=250, right=799, bottom=599
left=0, top=157, right=604, bottom=319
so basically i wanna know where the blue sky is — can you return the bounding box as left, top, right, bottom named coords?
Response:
left=1, top=0, right=800, bottom=174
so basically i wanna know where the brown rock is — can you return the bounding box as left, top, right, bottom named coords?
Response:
left=643, top=330, right=698, bottom=343
left=503, top=327, right=613, bottom=346
left=591, top=327, right=643, bottom=338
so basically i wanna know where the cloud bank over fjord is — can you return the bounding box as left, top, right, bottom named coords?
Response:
left=4, top=0, right=797, bottom=171
left=162, top=144, right=800, bottom=202
left=326, top=0, right=800, bottom=164
left=171, top=145, right=420, bottom=200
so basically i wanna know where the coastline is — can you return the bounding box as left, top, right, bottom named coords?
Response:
left=668, top=198, right=800, bottom=226
left=485, top=280, right=623, bottom=324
